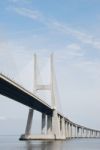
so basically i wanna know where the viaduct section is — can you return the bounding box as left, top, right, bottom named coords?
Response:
left=0, top=54, right=100, bottom=140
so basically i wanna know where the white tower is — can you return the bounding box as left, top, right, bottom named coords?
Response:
left=20, top=54, right=61, bottom=140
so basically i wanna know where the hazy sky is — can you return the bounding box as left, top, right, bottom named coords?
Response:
left=0, top=0, right=100, bottom=135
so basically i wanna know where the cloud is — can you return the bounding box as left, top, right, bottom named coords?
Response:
left=13, top=7, right=42, bottom=21
left=66, top=43, right=83, bottom=57
left=10, top=0, right=19, bottom=2
left=11, top=6, right=100, bottom=50
left=48, top=20, right=100, bottom=49
left=9, top=0, right=32, bottom=3
left=53, top=43, right=84, bottom=62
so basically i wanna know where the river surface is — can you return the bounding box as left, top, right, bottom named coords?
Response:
left=0, top=136, right=100, bottom=150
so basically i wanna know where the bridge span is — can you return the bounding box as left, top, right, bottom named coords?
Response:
left=0, top=54, right=100, bottom=140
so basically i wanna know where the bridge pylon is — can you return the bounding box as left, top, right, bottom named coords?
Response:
left=20, top=54, right=63, bottom=140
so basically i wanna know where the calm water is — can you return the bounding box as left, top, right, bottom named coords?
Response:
left=0, top=136, right=100, bottom=150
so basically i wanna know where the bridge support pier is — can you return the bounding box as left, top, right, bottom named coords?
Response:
left=41, top=113, right=46, bottom=135
left=75, top=126, right=77, bottom=138
left=25, top=109, right=34, bottom=135
left=52, top=110, right=61, bottom=139
left=47, top=115, right=52, bottom=135
left=65, top=122, right=68, bottom=138
left=81, top=128, right=83, bottom=138
left=66, top=122, right=69, bottom=139
left=61, top=117, right=66, bottom=139
left=20, top=109, right=34, bottom=140
left=68, top=124, right=72, bottom=139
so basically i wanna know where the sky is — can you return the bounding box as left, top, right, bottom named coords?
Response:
left=0, top=0, right=100, bottom=135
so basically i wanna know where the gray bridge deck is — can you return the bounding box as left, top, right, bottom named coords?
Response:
left=0, top=73, right=52, bottom=116
left=0, top=73, right=100, bottom=140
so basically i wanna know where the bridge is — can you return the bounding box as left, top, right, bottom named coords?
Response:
left=0, top=54, right=100, bottom=140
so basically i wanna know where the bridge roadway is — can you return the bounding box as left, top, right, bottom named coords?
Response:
left=0, top=73, right=52, bottom=116
left=0, top=73, right=100, bottom=139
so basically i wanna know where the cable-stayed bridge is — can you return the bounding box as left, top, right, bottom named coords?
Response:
left=0, top=54, right=100, bottom=140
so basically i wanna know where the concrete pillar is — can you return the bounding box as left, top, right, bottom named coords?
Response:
left=95, top=131, right=96, bottom=138
left=60, top=118, right=63, bottom=136
left=61, top=117, right=66, bottom=138
left=72, top=125, right=75, bottom=138
left=68, top=123, right=71, bottom=139
left=94, top=131, right=95, bottom=138
left=59, top=116, right=62, bottom=135
left=92, top=131, right=93, bottom=137
left=85, top=129, right=87, bottom=138
left=89, top=130, right=91, bottom=138
left=88, top=130, right=90, bottom=137
left=77, top=127, right=79, bottom=138
left=92, top=131, right=94, bottom=137
left=80, top=128, right=83, bottom=138
left=72, top=126, right=74, bottom=138
left=86, top=130, right=89, bottom=138
left=82, top=128, right=84, bottom=138
left=92, top=130, right=94, bottom=138
left=98, top=132, right=99, bottom=138
left=89, top=130, right=91, bottom=137
left=58, top=115, right=61, bottom=136
left=91, top=130, right=92, bottom=138
left=41, top=113, right=46, bottom=134
left=92, top=130, right=94, bottom=137
left=99, top=132, right=100, bottom=138
left=90, top=130, right=92, bottom=138
left=97, top=132, right=99, bottom=138
left=96, top=131, right=97, bottom=138
left=71, top=125, right=73, bottom=138
left=75, top=126, right=77, bottom=138
left=78, top=128, right=81, bottom=138
left=96, top=132, right=98, bottom=138
left=92, top=131, right=95, bottom=138
left=47, top=115, right=52, bottom=134
left=95, top=131, right=97, bottom=137
left=74, top=126, right=76, bottom=138
left=52, top=110, right=60, bottom=139
left=65, top=122, right=69, bottom=138
left=61, top=117, right=63, bottom=135
left=70, top=124, right=72, bottom=138
left=66, top=122, right=69, bottom=138
left=93, top=131, right=95, bottom=138
left=65, top=122, right=67, bottom=138
left=25, top=109, right=34, bottom=135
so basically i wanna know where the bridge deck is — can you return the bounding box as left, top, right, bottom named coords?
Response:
left=0, top=73, right=100, bottom=133
left=0, top=74, right=52, bottom=116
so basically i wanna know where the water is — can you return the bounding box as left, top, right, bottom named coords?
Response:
left=0, top=136, right=100, bottom=150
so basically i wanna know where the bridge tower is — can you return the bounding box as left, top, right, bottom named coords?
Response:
left=20, top=54, right=63, bottom=140
left=33, top=53, right=61, bottom=139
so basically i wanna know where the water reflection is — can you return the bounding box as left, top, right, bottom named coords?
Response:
left=0, top=136, right=100, bottom=150
left=24, top=138, right=100, bottom=150
left=25, top=140, right=63, bottom=150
